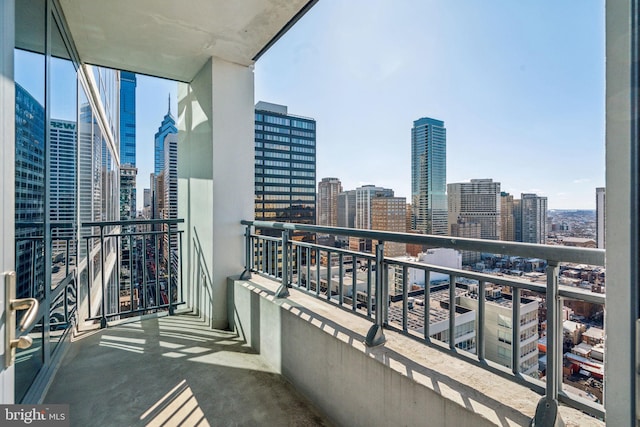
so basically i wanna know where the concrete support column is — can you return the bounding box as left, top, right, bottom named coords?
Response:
left=605, top=0, right=637, bottom=424
left=178, top=57, right=254, bottom=329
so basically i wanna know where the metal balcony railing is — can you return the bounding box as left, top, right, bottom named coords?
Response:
left=82, top=219, right=185, bottom=328
left=240, top=220, right=606, bottom=423
left=15, top=221, right=78, bottom=333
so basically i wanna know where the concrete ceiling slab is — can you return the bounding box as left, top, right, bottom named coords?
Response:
left=58, top=0, right=315, bottom=82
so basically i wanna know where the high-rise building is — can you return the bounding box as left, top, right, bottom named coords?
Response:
left=15, top=84, right=45, bottom=300
left=119, top=165, right=137, bottom=221
left=447, top=179, right=501, bottom=240
left=500, top=192, right=516, bottom=241
left=411, top=117, right=447, bottom=235
left=520, top=193, right=547, bottom=244
left=255, top=101, right=316, bottom=241
left=143, top=188, right=151, bottom=208
left=119, top=71, right=136, bottom=165
left=154, top=96, right=177, bottom=175
left=513, top=199, right=522, bottom=242
left=354, top=185, right=394, bottom=230
left=163, top=133, right=179, bottom=273
left=596, top=187, right=606, bottom=249
left=318, top=177, right=342, bottom=227
left=350, top=185, right=397, bottom=254
left=336, top=190, right=356, bottom=245
left=119, top=71, right=137, bottom=218
left=49, top=119, right=77, bottom=251
left=337, top=190, right=356, bottom=229
left=371, top=196, right=407, bottom=257
left=152, top=100, right=177, bottom=232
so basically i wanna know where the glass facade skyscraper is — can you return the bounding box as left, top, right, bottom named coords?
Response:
left=411, top=117, right=447, bottom=235
left=120, top=71, right=137, bottom=219
left=50, top=119, right=77, bottom=250
left=119, top=71, right=137, bottom=165
left=520, top=193, right=547, bottom=244
left=255, top=101, right=316, bottom=241
left=15, top=84, right=45, bottom=302
left=154, top=99, right=177, bottom=175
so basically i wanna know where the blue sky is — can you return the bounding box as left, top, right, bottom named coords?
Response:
left=18, top=1, right=605, bottom=211
left=252, top=0, right=605, bottom=209
left=135, top=75, right=177, bottom=206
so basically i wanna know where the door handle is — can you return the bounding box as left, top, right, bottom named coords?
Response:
left=4, top=271, right=39, bottom=368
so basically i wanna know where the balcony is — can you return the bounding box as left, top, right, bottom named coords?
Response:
left=5, top=1, right=637, bottom=424
left=38, top=219, right=605, bottom=426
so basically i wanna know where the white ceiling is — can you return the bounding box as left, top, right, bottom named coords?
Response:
left=58, top=0, right=315, bottom=82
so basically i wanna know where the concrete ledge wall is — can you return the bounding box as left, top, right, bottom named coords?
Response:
left=229, top=277, right=510, bottom=427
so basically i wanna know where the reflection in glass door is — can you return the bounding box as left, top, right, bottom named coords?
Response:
left=13, top=0, right=78, bottom=402
left=14, top=0, right=46, bottom=400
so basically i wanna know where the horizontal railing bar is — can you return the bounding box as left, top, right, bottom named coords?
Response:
left=82, top=218, right=184, bottom=227
left=250, top=234, right=282, bottom=243
left=83, top=230, right=185, bottom=240
left=242, top=220, right=604, bottom=265
left=384, top=257, right=548, bottom=293
left=558, top=285, right=606, bottom=305
left=291, top=240, right=377, bottom=260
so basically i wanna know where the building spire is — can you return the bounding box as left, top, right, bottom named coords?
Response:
left=168, top=93, right=171, bottom=115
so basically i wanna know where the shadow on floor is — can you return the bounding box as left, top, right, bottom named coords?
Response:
left=45, top=314, right=330, bottom=427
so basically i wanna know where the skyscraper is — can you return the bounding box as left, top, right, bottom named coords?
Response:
left=520, top=193, right=547, bottom=244
left=596, top=187, right=605, bottom=249
left=49, top=119, right=77, bottom=250
left=411, top=117, right=447, bottom=235
left=152, top=99, right=178, bottom=230
left=354, top=185, right=394, bottom=229
left=447, top=179, right=501, bottom=240
left=337, top=190, right=356, bottom=229
left=119, top=71, right=137, bottom=218
left=119, top=71, right=137, bottom=165
left=500, top=192, right=516, bottom=241
left=163, top=133, right=179, bottom=272
left=15, top=84, right=45, bottom=300
left=371, top=196, right=407, bottom=257
left=318, top=177, right=342, bottom=227
left=255, top=101, right=316, bottom=241
left=350, top=185, right=397, bottom=254
left=154, top=96, right=177, bottom=175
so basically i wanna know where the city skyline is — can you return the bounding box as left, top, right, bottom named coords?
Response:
left=17, top=3, right=606, bottom=212
left=253, top=1, right=605, bottom=210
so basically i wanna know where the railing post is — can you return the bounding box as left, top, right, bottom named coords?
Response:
left=365, top=241, right=386, bottom=347
left=512, top=287, right=521, bottom=375
left=449, top=274, right=456, bottom=350
left=239, top=225, right=252, bottom=280
left=275, top=229, right=290, bottom=298
left=99, top=225, right=107, bottom=329
left=532, top=260, right=564, bottom=426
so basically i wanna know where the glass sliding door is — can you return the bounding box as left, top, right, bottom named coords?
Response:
left=14, top=0, right=46, bottom=403
left=12, top=0, right=78, bottom=403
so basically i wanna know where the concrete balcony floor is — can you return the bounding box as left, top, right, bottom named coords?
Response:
left=44, top=314, right=330, bottom=426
